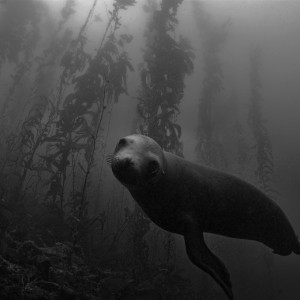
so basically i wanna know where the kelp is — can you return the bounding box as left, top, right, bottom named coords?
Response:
left=248, top=46, right=276, bottom=195
left=193, top=0, right=229, bottom=168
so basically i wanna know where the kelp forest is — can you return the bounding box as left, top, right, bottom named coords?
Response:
left=0, top=0, right=300, bottom=299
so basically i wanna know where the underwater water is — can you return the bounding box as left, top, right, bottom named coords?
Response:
left=0, top=0, right=299, bottom=299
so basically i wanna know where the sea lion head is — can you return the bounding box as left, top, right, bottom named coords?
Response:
left=111, top=134, right=165, bottom=190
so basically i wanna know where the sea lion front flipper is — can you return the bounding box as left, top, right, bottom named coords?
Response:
left=184, top=221, right=234, bottom=300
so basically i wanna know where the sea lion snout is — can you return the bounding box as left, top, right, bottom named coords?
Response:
left=111, top=156, right=139, bottom=186
left=112, top=157, right=133, bottom=171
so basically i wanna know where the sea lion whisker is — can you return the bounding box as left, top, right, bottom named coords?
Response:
left=105, top=153, right=113, bottom=165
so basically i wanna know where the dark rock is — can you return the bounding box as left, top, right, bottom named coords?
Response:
left=59, top=285, right=76, bottom=300
left=17, top=240, right=42, bottom=264
left=23, top=282, right=53, bottom=300
left=36, top=280, right=59, bottom=292
left=35, top=254, right=51, bottom=280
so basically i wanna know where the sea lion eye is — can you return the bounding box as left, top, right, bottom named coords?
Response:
left=147, top=160, right=159, bottom=177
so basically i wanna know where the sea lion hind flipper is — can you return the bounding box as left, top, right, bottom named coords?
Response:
left=294, top=236, right=300, bottom=255
left=184, top=222, right=234, bottom=300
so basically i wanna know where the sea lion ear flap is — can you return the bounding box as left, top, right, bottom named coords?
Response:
left=183, top=221, right=234, bottom=300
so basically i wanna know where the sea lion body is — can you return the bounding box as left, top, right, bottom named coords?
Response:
left=110, top=134, right=300, bottom=300
left=131, top=151, right=298, bottom=255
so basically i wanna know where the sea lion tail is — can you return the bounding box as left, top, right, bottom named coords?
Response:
left=293, top=236, right=300, bottom=255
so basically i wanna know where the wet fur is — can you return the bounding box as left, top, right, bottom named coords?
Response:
left=111, top=134, right=300, bottom=300
left=144, top=151, right=300, bottom=255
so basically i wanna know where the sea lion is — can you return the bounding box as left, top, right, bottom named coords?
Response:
left=110, top=134, right=300, bottom=300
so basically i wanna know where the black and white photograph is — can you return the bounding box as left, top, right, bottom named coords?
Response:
left=0, top=0, right=299, bottom=299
